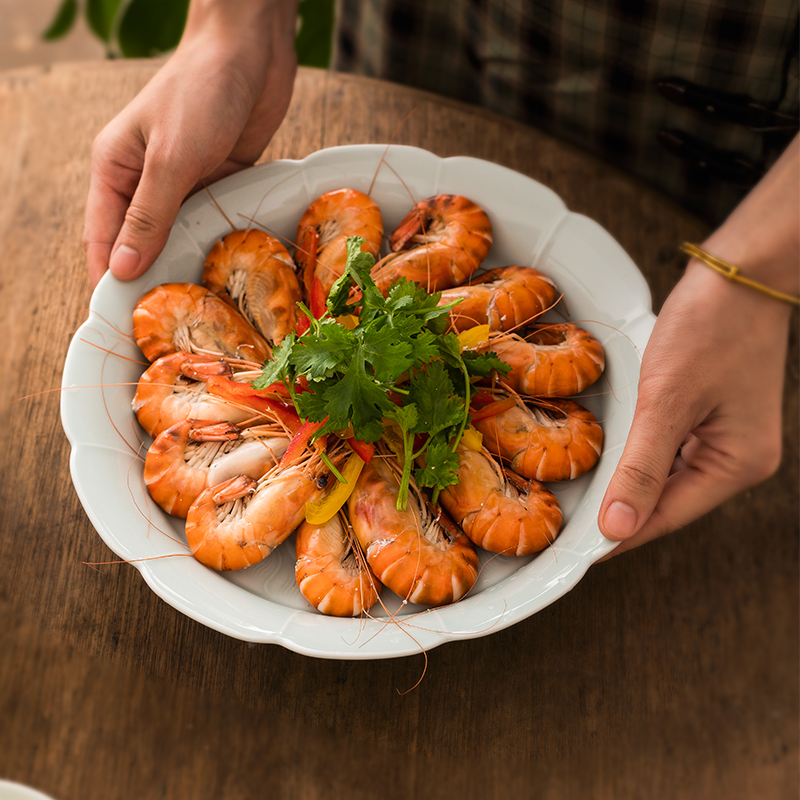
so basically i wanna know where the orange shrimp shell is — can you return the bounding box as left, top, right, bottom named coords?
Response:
left=295, top=514, right=381, bottom=617
left=295, top=188, right=384, bottom=299
left=133, top=282, right=271, bottom=364
left=202, top=229, right=303, bottom=345
left=439, top=446, right=563, bottom=556
left=484, top=323, right=605, bottom=397
left=185, top=463, right=328, bottom=571
left=144, top=420, right=288, bottom=519
left=348, top=460, right=479, bottom=606
left=371, top=194, right=492, bottom=293
left=474, top=399, right=603, bottom=481
left=440, top=265, right=557, bottom=331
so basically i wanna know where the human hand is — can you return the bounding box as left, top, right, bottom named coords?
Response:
left=83, top=0, right=298, bottom=287
left=598, top=135, right=799, bottom=557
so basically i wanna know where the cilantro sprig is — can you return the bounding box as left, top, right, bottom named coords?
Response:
left=252, top=236, right=509, bottom=509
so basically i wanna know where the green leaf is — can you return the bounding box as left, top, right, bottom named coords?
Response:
left=294, top=385, right=330, bottom=422
left=385, top=278, right=428, bottom=311
left=327, top=236, right=376, bottom=317
left=407, top=330, right=439, bottom=368
left=414, top=439, right=461, bottom=491
left=320, top=357, right=392, bottom=441
left=295, top=0, right=335, bottom=68
left=426, top=311, right=451, bottom=336
left=87, top=0, right=123, bottom=43
left=462, top=349, right=512, bottom=378
left=386, top=278, right=449, bottom=319
left=42, top=0, right=78, bottom=41
left=408, top=363, right=463, bottom=436
left=290, top=322, right=356, bottom=379
left=386, top=403, right=419, bottom=433
left=117, top=0, right=189, bottom=57
left=384, top=309, right=426, bottom=341
left=360, top=324, right=415, bottom=383
left=327, top=236, right=386, bottom=321
left=434, top=332, right=465, bottom=369
left=252, top=332, right=296, bottom=389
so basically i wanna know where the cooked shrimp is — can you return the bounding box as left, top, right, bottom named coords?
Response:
left=439, top=265, right=557, bottom=331
left=482, top=323, right=605, bottom=397
left=295, top=188, right=384, bottom=307
left=371, top=195, right=492, bottom=293
left=202, top=229, right=303, bottom=344
left=438, top=444, right=562, bottom=556
left=473, top=397, right=603, bottom=481
left=132, top=352, right=264, bottom=439
left=295, top=512, right=381, bottom=617
left=348, top=458, right=479, bottom=606
left=133, top=282, right=272, bottom=364
left=185, top=452, right=337, bottom=571
left=144, top=419, right=290, bottom=518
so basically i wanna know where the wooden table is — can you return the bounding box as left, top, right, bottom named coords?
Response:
left=0, top=62, right=797, bottom=800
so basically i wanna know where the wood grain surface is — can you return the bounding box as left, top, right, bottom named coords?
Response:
left=0, top=62, right=797, bottom=800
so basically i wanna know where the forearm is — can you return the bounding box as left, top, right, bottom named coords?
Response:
left=598, top=135, right=798, bottom=553
left=182, top=0, right=299, bottom=45
left=179, top=0, right=299, bottom=81
left=693, top=134, right=799, bottom=302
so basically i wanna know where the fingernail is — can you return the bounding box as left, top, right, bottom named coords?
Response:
left=109, top=244, right=141, bottom=279
left=603, top=501, right=638, bottom=540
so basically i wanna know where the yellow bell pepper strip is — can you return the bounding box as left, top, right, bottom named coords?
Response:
left=460, top=425, right=483, bottom=451
left=337, top=314, right=359, bottom=330
left=457, top=324, right=490, bottom=351
left=305, top=451, right=366, bottom=525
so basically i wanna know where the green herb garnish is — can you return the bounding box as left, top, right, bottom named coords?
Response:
left=253, top=236, right=509, bottom=509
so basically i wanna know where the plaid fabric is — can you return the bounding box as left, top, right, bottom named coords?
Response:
left=334, top=0, right=799, bottom=223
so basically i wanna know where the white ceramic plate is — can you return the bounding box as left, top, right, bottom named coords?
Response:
left=61, top=144, right=655, bottom=659
left=0, top=781, right=58, bottom=800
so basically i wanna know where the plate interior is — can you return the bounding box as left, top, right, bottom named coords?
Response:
left=61, top=144, right=655, bottom=658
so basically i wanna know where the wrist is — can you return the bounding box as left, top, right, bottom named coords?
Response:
left=682, top=256, right=795, bottom=328
left=697, top=232, right=800, bottom=302
left=682, top=243, right=800, bottom=309
left=175, top=0, right=298, bottom=102
left=698, top=135, right=799, bottom=299
left=183, top=0, right=298, bottom=37
left=180, top=0, right=299, bottom=64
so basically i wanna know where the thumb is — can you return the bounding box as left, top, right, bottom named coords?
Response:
left=598, top=393, right=688, bottom=542
left=109, top=150, right=200, bottom=281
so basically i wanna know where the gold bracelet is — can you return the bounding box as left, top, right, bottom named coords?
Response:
left=681, top=242, right=800, bottom=307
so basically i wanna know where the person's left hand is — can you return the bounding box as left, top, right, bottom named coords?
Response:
left=598, top=135, right=798, bottom=557
left=597, top=263, right=791, bottom=557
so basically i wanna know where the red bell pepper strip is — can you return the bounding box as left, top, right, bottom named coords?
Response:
left=309, top=277, right=328, bottom=319
left=346, top=437, right=374, bottom=464
left=469, top=397, right=517, bottom=422
left=205, top=375, right=302, bottom=432
left=280, top=418, right=328, bottom=466
left=294, top=313, right=311, bottom=336
left=469, top=391, right=497, bottom=407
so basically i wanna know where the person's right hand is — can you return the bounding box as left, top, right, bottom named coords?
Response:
left=83, top=0, right=299, bottom=288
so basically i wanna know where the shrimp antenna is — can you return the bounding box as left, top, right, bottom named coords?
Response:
left=79, top=309, right=135, bottom=339
left=203, top=183, right=237, bottom=230
left=368, top=107, right=418, bottom=197
left=83, top=553, right=193, bottom=570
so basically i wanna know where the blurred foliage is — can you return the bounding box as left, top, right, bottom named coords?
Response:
left=43, top=0, right=335, bottom=67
